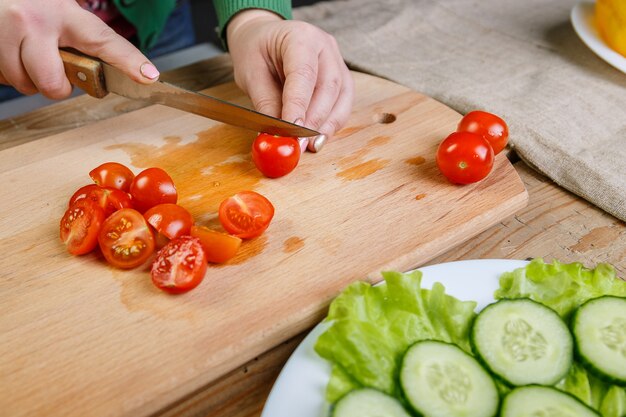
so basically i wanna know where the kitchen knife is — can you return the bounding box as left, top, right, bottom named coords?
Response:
left=59, top=49, right=319, bottom=137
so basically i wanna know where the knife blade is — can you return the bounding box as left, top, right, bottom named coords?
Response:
left=59, top=49, right=319, bottom=137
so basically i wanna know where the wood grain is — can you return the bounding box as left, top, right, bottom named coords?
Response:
left=0, top=72, right=526, bottom=417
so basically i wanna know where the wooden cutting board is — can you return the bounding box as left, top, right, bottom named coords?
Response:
left=0, top=72, right=527, bottom=416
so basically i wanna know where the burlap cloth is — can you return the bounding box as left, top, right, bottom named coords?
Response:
left=294, top=0, right=626, bottom=221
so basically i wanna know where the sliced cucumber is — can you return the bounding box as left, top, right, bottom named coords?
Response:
left=501, top=385, right=599, bottom=417
left=572, top=296, right=626, bottom=385
left=399, top=340, right=499, bottom=417
left=332, top=388, right=411, bottom=417
left=471, top=298, right=573, bottom=386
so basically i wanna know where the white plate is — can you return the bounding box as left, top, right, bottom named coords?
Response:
left=261, top=259, right=530, bottom=417
left=571, top=1, right=626, bottom=74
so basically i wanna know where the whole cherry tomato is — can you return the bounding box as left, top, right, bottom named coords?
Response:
left=98, top=208, right=155, bottom=269
left=190, top=225, right=242, bottom=263
left=129, top=167, right=177, bottom=213
left=218, top=191, right=275, bottom=239
left=89, top=162, right=135, bottom=192
left=457, top=110, right=509, bottom=155
left=252, top=133, right=300, bottom=178
left=151, top=236, right=208, bottom=294
left=436, top=132, right=494, bottom=184
left=143, top=203, right=194, bottom=241
left=60, top=199, right=106, bottom=255
left=70, top=184, right=133, bottom=217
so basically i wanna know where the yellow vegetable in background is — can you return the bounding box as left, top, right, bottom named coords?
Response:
left=596, top=0, right=626, bottom=57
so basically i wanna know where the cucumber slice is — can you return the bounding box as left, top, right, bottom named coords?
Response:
left=332, top=388, right=411, bottom=417
left=501, top=385, right=600, bottom=417
left=400, top=340, right=499, bottom=417
left=471, top=298, right=573, bottom=386
left=572, top=296, right=626, bottom=385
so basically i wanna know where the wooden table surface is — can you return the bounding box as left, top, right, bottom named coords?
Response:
left=2, top=54, right=624, bottom=417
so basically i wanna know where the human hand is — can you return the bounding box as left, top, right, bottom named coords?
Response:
left=0, top=0, right=159, bottom=99
left=226, top=9, right=354, bottom=140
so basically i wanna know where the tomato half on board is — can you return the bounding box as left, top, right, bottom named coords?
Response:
left=70, top=185, right=133, bottom=217
left=218, top=191, right=275, bottom=239
left=144, top=203, right=194, bottom=240
left=98, top=208, right=155, bottom=269
left=151, top=236, right=208, bottom=294
left=457, top=110, right=509, bottom=155
left=251, top=133, right=300, bottom=178
left=89, top=162, right=135, bottom=192
left=60, top=199, right=106, bottom=255
left=190, top=225, right=242, bottom=263
left=129, top=167, right=177, bottom=213
left=436, top=131, right=494, bottom=184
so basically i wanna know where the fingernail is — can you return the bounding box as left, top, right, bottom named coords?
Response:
left=293, top=118, right=304, bottom=126
left=307, top=134, right=327, bottom=153
left=297, top=137, right=309, bottom=154
left=140, top=62, right=160, bottom=80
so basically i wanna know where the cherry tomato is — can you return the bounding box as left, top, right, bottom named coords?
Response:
left=89, top=162, right=135, bottom=192
left=457, top=110, right=509, bottom=155
left=151, top=236, right=208, bottom=294
left=143, top=204, right=194, bottom=240
left=60, top=199, right=106, bottom=255
left=190, top=225, right=242, bottom=263
left=218, top=191, right=275, bottom=239
left=252, top=133, right=300, bottom=178
left=70, top=185, right=133, bottom=217
left=98, top=208, right=155, bottom=269
left=436, top=132, right=494, bottom=184
left=129, top=167, right=177, bottom=213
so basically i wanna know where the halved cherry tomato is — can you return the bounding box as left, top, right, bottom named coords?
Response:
left=129, top=167, right=177, bottom=213
left=89, top=162, right=135, bottom=192
left=98, top=208, right=155, bottom=269
left=252, top=133, right=300, bottom=178
left=436, top=131, right=494, bottom=184
left=190, top=225, right=242, bottom=263
left=144, top=203, right=194, bottom=240
left=151, top=236, right=208, bottom=294
left=71, top=185, right=133, bottom=217
left=218, top=191, right=275, bottom=239
left=60, top=199, right=106, bottom=255
left=457, top=110, right=509, bottom=155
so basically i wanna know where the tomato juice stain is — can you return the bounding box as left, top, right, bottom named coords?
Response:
left=406, top=156, right=426, bottom=166
left=367, top=135, right=391, bottom=147
left=415, top=193, right=427, bottom=200
left=283, top=236, right=304, bottom=253
left=224, top=235, right=268, bottom=265
left=337, top=159, right=390, bottom=181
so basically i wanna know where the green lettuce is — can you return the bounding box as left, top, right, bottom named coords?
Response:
left=314, top=270, right=477, bottom=402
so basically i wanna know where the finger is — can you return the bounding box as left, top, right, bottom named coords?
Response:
left=318, top=70, right=355, bottom=137
left=21, top=36, right=72, bottom=99
left=62, top=10, right=159, bottom=84
left=0, top=41, right=37, bottom=95
left=0, top=72, right=7, bottom=85
left=280, top=43, right=320, bottom=124
left=241, top=68, right=282, bottom=118
left=303, top=48, right=343, bottom=130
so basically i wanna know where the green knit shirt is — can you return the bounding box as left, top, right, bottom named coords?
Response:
left=111, top=0, right=292, bottom=51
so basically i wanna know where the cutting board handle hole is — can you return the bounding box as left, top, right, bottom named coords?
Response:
left=376, top=113, right=396, bottom=124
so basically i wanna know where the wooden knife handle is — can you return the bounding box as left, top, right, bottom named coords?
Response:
left=59, top=49, right=108, bottom=98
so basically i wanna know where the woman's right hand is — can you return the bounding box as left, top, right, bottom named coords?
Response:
left=0, top=0, right=159, bottom=99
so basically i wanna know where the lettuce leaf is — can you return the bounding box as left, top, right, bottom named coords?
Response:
left=314, top=270, right=477, bottom=401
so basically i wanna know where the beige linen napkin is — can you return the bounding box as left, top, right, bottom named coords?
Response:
left=295, top=0, right=626, bottom=221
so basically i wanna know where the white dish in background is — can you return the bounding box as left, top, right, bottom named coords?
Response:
left=571, top=1, right=626, bottom=74
left=261, top=259, right=529, bottom=417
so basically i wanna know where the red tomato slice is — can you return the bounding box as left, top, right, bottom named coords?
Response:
left=60, top=199, right=106, bottom=255
left=129, top=167, right=177, bottom=213
left=436, top=131, right=494, bottom=184
left=98, top=208, right=155, bottom=269
left=68, top=184, right=100, bottom=207
left=151, top=236, right=208, bottom=294
left=81, top=186, right=133, bottom=217
left=190, top=225, right=242, bottom=263
left=143, top=203, right=194, bottom=240
left=89, top=162, right=135, bottom=192
left=218, top=191, right=275, bottom=239
left=252, top=133, right=300, bottom=178
left=457, top=110, right=509, bottom=155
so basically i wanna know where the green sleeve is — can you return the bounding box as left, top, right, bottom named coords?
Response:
left=112, top=0, right=177, bottom=51
left=213, top=0, right=293, bottom=49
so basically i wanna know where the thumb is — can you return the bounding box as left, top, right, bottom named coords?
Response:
left=63, top=10, right=159, bottom=84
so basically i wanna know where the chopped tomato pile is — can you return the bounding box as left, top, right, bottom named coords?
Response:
left=436, top=110, right=509, bottom=184
left=60, top=162, right=274, bottom=294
